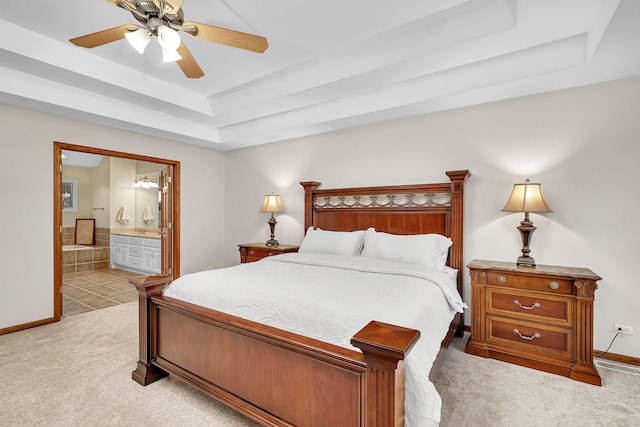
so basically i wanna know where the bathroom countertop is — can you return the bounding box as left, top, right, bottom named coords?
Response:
left=110, top=229, right=161, bottom=239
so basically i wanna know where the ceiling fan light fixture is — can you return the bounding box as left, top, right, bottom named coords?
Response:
left=70, top=1, right=268, bottom=78
left=124, top=28, right=151, bottom=54
left=161, top=47, right=182, bottom=62
left=157, top=25, right=181, bottom=51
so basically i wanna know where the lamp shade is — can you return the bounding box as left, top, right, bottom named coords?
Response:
left=161, top=47, right=182, bottom=62
left=157, top=25, right=182, bottom=62
left=157, top=25, right=181, bottom=50
left=260, top=194, right=284, bottom=213
left=502, top=179, right=552, bottom=213
left=124, top=28, right=151, bottom=54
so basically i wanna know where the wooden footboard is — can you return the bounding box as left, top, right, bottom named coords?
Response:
left=130, top=275, right=420, bottom=427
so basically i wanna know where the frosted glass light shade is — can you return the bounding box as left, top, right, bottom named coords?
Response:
left=157, top=26, right=181, bottom=50
left=157, top=26, right=182, bottom=62
left=161, top=48, right=182, bottom=62
left=125, top=28, right=151, bottom=54
left=133, top=176, right=159, bottom=188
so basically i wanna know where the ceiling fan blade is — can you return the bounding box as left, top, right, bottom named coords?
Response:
left=182, top=21, right=268, bottom=53
left=166, top=0, right=183, bottom=14
left=69, top=24, right=135, bottom=48
left=176, top=43, right=204, bottom=78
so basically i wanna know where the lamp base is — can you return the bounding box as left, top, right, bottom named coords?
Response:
left=516, top=256, right=536, bottom=267
left=516, top=215, right=537, bottom=268
left=265, top=215, right=278, bottom=247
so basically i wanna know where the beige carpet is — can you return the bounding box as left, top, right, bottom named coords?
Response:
left=435, top=335, right=640, bottom=427
left=0, top=302, right=259, bottom=427
left=1, top=302, right=638, bottom=426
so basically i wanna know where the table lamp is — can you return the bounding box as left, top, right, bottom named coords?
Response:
left=502, top=179, right=553, bottom=267
left=260, top=193, right=284, bottom=246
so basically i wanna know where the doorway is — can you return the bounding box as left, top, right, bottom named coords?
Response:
left=53, top=142, right=180, bottom=320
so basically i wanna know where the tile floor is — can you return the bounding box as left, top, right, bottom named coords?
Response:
left=62, top=268, right=140, bottom=316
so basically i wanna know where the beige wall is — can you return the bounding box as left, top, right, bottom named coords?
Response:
left=61, top=166, right=92, bottom=228
left=224, top=76, right=640, bottom=358
left=0, top=104, right=225, bottom=330
left=109, top=157, right=136, bottom=230
left=91, top=156, right=110, bottom=229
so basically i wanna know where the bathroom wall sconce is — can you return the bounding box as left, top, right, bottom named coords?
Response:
left=133, top=176, right=159, bottom=188
left=502, top=179, right=553, bottom=267
left=260, top=193, right=284, bottom=246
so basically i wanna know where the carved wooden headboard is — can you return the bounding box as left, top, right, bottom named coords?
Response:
left=300, top=170, right=470, bottom=312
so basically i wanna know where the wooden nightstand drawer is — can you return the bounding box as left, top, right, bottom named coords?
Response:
left=487, top=317, right=573, bottom=361
left=487, top=271, right=572, bottom=295
left=238, top=243, right=300, bottom=263
left=247, top=248, right=275, bottom=259
left=486, top=288, right=572, bottom=326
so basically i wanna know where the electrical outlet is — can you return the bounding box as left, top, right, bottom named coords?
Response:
left=614, top=324, right=634, bottom=335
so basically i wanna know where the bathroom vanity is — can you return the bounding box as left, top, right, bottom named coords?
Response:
left=110, top=232, right=161, bottom=274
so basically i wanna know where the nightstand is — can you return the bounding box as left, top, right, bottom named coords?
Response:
left=238, top=243, right=299, bottom=263
left=465, top=259, right=602, bottom=385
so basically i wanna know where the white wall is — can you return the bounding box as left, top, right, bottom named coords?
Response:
left=224, top=76, right=640, bottom=358
left=0, top=103, right=225, bottom=330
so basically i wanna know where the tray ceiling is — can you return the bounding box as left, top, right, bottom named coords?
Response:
left=1, top=0, right=639, bottom=151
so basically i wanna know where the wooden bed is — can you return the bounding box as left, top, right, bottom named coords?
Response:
left=130, top=170, right=469, bottom=426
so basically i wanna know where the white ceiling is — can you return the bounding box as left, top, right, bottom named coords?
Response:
left=2, top=0, right=639, bottom=151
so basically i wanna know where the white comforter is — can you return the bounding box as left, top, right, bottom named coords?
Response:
left=163, top=253, right=465, bottom=426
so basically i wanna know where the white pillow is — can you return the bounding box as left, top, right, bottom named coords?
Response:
left=360, top=228, right=452, bottom=270
left=298, top=227, right=366, bottom=256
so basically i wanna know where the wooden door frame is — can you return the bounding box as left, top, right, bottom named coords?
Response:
left=53, top=142, right=180, bottom=320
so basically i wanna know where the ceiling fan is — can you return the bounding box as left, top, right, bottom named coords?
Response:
left=69, top=0, right=268, bottom=78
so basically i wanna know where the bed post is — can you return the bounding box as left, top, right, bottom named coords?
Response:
left=300, top=181, right=321, bottom=231
left=351, top=321, right=420, bottom=427
left=445, top=170, right=470, bottom=337
left=129, top=275, right=172, bottom=386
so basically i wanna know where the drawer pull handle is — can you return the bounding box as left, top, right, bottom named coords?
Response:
left=513, top=300, right=541, bottom=310
left=513, top=329, right=541, bottom=341
left=497, top=275, right=506, bottom=283
left=549, top=281, right=559, bottom=290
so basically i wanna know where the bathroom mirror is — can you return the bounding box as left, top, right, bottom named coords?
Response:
left=134, top=171, right=161, bottom=231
